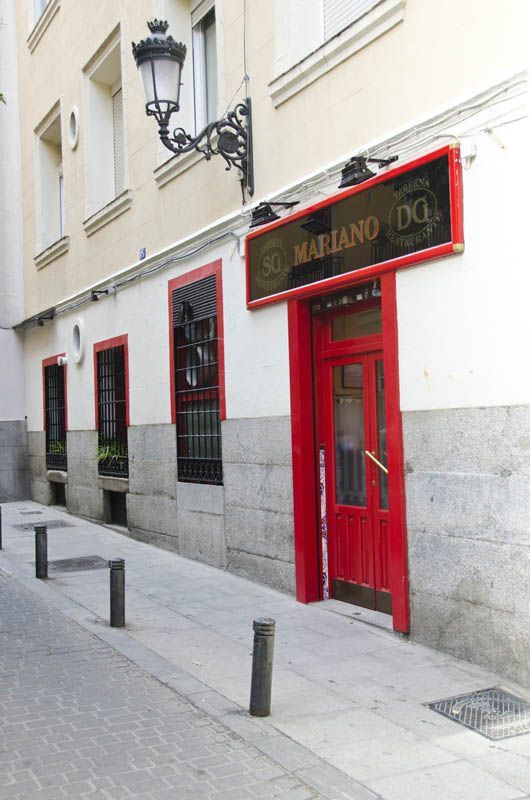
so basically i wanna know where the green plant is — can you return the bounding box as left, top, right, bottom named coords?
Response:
left=48, top=440, right=66, bottom=455
left=96, top=442, right=124, bottom=464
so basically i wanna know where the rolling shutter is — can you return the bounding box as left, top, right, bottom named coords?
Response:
left=324, top=0, right=381, bottom=40
left=112, top=87, right=125, bottom=197
left=172, top=275, right=217, bottom=326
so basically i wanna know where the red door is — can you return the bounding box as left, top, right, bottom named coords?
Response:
left=313, top=301, right=392, bottom=614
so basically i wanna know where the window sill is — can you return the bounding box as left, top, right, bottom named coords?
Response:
left=154, top=133, right=218, bottom=188
left=154, top=149, right=204, bottom=188
left=34, top=235, right=69, bottom=270
left=83, top=190, right=133, bottom=237
left=98, top=476, right=129, bottom=493
left=269, top=0, right=406, bottom=108
left=27, top=0, right=61, bottom=53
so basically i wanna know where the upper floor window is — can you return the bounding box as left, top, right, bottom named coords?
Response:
left=84, top=30, right=128, bottom=217
left=34, top=0, right=49, bottom=21
left=270, top=0, right=405, bottom=107
left=323, top=0, right=381, bottom=40
left=35, top=104, right=65, bottom=251
left=43, top=358, right=67, bottom=471
left=192, top=1, right=218, bottom=131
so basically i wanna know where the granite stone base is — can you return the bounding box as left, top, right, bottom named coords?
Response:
left=223, top=416, right=295, bottom=594
left=127, top=425, right=178, bottom=549
left=0, top=420, right=30, bottom=501
left=66, top=430, right=103, bottom=519
left=403, top=404, right=530, bottom=686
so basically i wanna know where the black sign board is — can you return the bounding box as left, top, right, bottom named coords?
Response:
left=247, top=150, right=461, bottom=305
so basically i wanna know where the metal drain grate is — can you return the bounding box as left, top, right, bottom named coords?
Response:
left=14, top=519, right=75, bottom=531
left=428, top=687, right=530, bottom=740
left=49, top=555, right=108, bottom=573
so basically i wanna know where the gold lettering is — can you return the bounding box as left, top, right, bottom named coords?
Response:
left=349, top=221, right=364, bottom=246
left=338, top=226, right=351, bottom=249
left=294, top=242, right=309, bottom=266
left=308, top=239, right=320, bottom=261
left=320, top=234, right=332, bottom=256
left=365, top=215, right=380, bottom=240
left=330, top=229, right=340, bottom=253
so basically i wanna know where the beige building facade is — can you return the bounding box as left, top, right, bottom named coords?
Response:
left=3, top=0, right=529, bottom=684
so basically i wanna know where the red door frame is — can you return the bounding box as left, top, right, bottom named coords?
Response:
left=288, top=271, right=410, bottom=632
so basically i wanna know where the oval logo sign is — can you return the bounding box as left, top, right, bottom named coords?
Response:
left=388, top=188, right=438, bottom=240
left=255, top=238, right=288, bottom=292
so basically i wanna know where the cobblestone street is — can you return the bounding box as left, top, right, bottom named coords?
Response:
left=0, top=572, right=323, bottom=800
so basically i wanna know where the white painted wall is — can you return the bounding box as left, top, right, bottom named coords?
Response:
left=24, top=237, right=292, bottom=432
left=397, top=118, right=530, bottom=411
left=0, top=0, right=26, bottom=421
left=22, top=87, right=530, bottom=431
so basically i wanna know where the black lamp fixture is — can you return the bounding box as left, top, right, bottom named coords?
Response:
left=339, top=154, right=399, bottom=188
left=300, top=211, right=331, bottom=236
left=36, top=312, right=54, bottom=327
left=249, top=201, right=299, bottom=229
left=132, top=20, right=254, bottom=195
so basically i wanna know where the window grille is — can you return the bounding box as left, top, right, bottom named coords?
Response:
left=97, top=345, right=128, bottom=477
left=112, top=87, right=125, bottom=197
left=173, top=275, right=222, bottom=485
left=324, top=0, right=380, bottom=40
left=44, top=364, right=67, bottom=470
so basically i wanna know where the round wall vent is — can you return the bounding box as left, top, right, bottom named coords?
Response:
left=72, top=317, right=85, bottom=364
left=68, top=106, right=79, bottom=150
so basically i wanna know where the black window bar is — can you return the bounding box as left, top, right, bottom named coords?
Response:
left=97, top=345, right=128, bottom=478
left=44, top=363, right=67, bottom=470
left=173, top=277, right=222, bottom=485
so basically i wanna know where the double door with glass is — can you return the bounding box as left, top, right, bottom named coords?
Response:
left=313, top=303, right=392, bottom=614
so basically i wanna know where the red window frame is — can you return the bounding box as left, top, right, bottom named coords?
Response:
left=167, top=259, right=226, bottom=424
left=245, top=144, right=464, bottom=310
left=42, top=353, right=68, bottom=432
left=93, top=334, right=130, bottom=429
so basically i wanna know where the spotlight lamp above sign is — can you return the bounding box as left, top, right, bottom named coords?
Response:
left=132, top=19, right=254, bottom=196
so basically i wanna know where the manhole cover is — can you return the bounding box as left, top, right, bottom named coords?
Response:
left=13, top=519, right=75, bottom=531
left=49, top=555, right=108, bottom=573
left=428, top=687, right=530, bottom=740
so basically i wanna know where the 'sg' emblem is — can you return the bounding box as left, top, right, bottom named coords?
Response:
left=255, top=238, right=288, bottom=291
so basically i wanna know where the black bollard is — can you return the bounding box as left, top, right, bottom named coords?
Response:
left=34, top=525, right=48, bottom=579
left=249, top=618, right=276, bottom=717
left=109, top=559, right=125, bottom=628
left=0, top=505, right=2, bottom=549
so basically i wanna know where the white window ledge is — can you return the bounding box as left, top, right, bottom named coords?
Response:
left=83, top=190, right=133, bottom=237
left=269, top=0, right=406, bottom=108
left=34, top=235, right=69, bottom=270
left=27, top=0, right=61, bottom=53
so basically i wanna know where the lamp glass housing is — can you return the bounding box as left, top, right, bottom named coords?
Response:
left=139, top=56, right=182, bottom=115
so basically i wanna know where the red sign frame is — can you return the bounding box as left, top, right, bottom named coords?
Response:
left=246, top=145, right=463, bottom=310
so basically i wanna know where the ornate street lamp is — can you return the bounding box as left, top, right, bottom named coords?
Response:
left=132, top=19, right=254, bottom=195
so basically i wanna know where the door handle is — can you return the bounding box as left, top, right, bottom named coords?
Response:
left=364, top=449, right=389, bottom=475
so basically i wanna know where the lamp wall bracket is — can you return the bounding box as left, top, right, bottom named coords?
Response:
left=156, top=98, right=254, bottom=196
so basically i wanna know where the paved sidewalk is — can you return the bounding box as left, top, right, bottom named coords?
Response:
left=1, top=501, right=529, bottom=800
left=0, top=571, right=332, bottom=800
